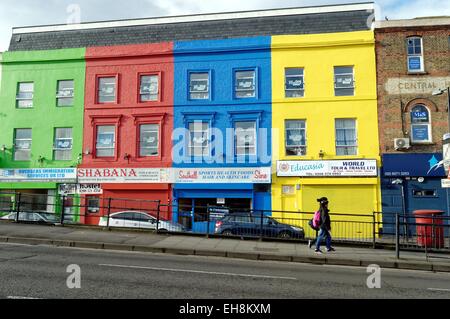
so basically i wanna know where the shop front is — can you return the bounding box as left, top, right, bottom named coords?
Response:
left=274, top=160, right=381, bottom=239
left=76, top=168, right=172, bottom=225
left=0, top=168, right=78, bottom=218
left=381, top=153, right=449, bottom=234
left=172, top=167, right=272, bottom=233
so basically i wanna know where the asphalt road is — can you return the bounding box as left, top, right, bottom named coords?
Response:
left=0, top=242, right=449, bottom=299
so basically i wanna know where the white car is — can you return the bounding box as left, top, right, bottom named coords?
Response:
left=99, top=211, right=185, bottom=232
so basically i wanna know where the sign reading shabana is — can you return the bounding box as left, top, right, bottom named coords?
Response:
left=174, top=168, right=271, bottom=184
left=277, top=160, right=378, bottom=177
left=0, top=168, right=77, bottom=182
left=77, top=168, right=170, bottom=184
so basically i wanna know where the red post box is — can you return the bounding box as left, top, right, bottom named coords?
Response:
left=413, top=210, right=445, bottom=249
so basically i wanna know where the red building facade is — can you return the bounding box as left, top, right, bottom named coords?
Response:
left=80, top=43, right=174, bottom=224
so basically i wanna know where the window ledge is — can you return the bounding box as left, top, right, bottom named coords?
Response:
left=407, top=71, right=428, bottom=75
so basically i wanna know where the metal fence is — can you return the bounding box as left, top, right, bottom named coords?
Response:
left=1, top=191, right=449, bottom=258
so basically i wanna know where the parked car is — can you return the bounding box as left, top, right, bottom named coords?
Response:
left=0, top=211, right=60, bottom=225
left=99, top=211, right=185, bottom=232
left=215, top=213, right=305, bottom=239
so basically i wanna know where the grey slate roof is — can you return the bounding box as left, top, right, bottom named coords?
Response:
left=9, top=10, right=373, bottom=51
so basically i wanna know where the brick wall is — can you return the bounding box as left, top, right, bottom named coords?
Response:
left=376, top=26, right=450, bottom=154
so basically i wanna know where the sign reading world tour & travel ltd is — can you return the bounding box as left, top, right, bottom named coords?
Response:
left=277, top=160, right=378, bottom=177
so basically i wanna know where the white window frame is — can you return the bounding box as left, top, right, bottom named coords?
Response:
left=285, top=68, right=305, bottom=98
left=56, top=80, right=75, bottom=107
left=16, top=82, right=34, bottom=108
left=139, top=75, right=159, bottom=102
left=235, top=69, right=256, bottom=99
left=95, top=125, right=116, bottom=157
left=53, top=128, right=73, bottom=161
left=98, top=77, right=116, bottom=104
left=189, top=72, right=210, bottom=100
left=188, top=121, right=210, bottom=157
left=335, top=119, right=358, bottom=156
left=334, top=66, right=355, bottom=96
left=285, top=120, right=307, bottom=156
left=139, top=124, right=160, bottom=157
left=407, top=37, right=424, bottom=73
left=235, top=121, right=257, bottom=156
left=14, top=128, right=32, bottom=161
left=410, top=105, right=432, bottom=144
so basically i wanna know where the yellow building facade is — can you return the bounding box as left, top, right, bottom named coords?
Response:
left=271, top=31, right=381, bottom=239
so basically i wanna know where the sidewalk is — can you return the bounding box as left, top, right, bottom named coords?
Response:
left=0, top=221, right=449, bottom=272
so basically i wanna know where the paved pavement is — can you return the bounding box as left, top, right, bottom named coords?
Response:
left=0, top=221, right=449, bottom=273
left=1, top=242, right=450, bottom=299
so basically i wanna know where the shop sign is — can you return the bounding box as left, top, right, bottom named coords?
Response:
left=58, top=184, right=103, bottom=195
left=441, top=179, right=450, bottom=188
left=174, top=167, right=271, bottom=184
left=385, top=77, right=450, bottom=95
left=277, top=160, right=378, bottom=177
left=0, top=168, right=77, bottom=183
left=77, top=168, right=170, bottom=184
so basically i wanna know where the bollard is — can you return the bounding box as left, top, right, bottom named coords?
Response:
left=395, top=213, right=400, bottom=259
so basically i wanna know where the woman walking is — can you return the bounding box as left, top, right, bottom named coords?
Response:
left=313, top=197, right=335, bottom=254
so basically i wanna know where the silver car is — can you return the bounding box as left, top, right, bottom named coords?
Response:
left=1, top=211, right=60, bottom=224
left=99, top=211, right=185, bottom=232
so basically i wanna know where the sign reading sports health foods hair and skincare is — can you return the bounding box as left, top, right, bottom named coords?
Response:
left=277, top=160, right=378, bottom=177
left=174, top=167, right=271, bottom=184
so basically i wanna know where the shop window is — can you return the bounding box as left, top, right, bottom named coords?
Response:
left=413, top=189, right=437, bottom=197
left=189, top=72, right=210, bottom=100
left=139, top=75, right=159, bottom=102
left=16, top=82, right=34, bottom=108
left=334, top=66, right=354, bottom=96
left=410, top=104, right=432, bottom=143
left=97, top=76, right=117, bottom=104
left=87, top=196, right=100, bottom=213
left=139, top=124, right=159, bottom=157
left=285, top=68, right=304, bottom=98
left=407, top=37, right=424, bottom=73
left=235, top=69, right=256, bottom=99
left=53, top=128, right=73, bottom=161
left=56, top=80, right=74, bottom=107
left=285, top=120, right=306, bottom=156
left=235, top=121, right=257, bottom=156
left=14, top=128, right=32, bottom=161
left=95, top=125, right=116, bottom=157
left=335, top=119, right=357, bottom=156
left=282, top=185, right=295, bottom=195
left=188, top=121, right=210, bottom=157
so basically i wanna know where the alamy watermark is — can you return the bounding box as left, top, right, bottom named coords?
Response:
left=66, top=4, right=81, bottom=25
left=66, top=264, right=81, bottom=289
left=366, top=264, right=381, bottom=289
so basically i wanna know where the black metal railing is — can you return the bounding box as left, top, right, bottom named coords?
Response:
left=1, top=191, right=449, bottom=258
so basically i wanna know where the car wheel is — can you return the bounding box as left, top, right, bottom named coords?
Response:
left=222, top=230, right=233, bottom=236
left=278, top=231, right=292, bottom=239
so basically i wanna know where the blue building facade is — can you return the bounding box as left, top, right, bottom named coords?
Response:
left=172, top=37, right=272, bottom=232
left=381, top=153, right=449, bottom=235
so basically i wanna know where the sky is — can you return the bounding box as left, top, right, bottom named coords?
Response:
left=0, top=0, right=449, bottom=52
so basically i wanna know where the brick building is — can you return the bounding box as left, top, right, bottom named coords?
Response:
left=375, top=17, right=450, bottom=229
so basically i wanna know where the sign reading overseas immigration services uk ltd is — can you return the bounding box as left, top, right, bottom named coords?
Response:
left=0, top=168, right=77, bottom=183
left=277, top=160, right=378, bottom=177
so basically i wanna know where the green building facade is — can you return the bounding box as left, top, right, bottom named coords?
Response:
left=0, top=49, right=86, bottom=219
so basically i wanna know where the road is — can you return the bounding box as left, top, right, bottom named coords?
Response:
left=0, top=242, right=449, bottom=299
